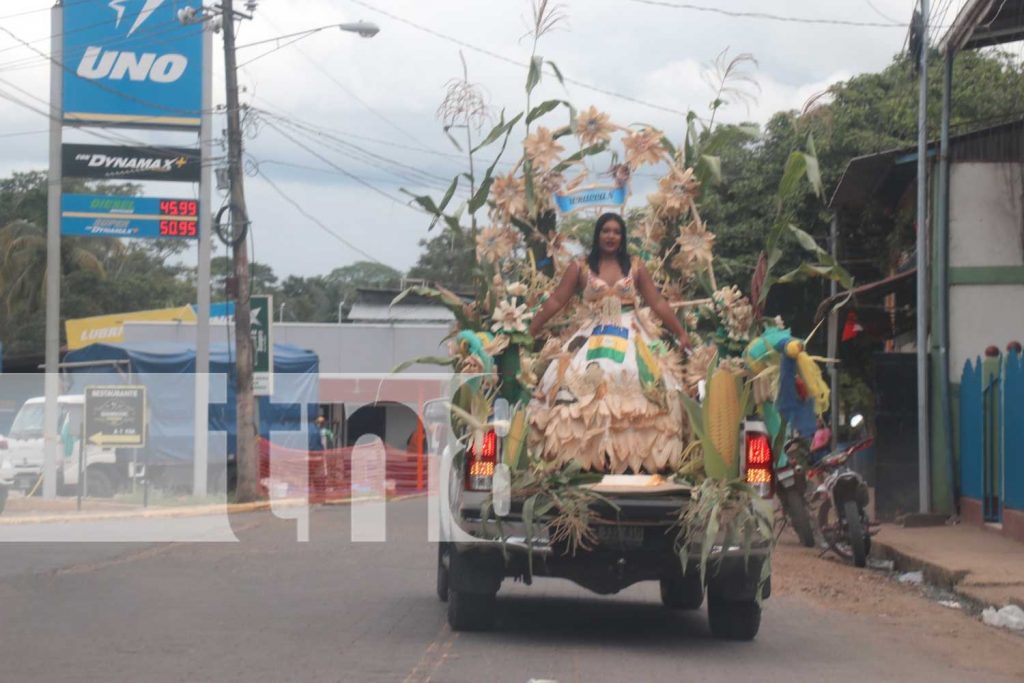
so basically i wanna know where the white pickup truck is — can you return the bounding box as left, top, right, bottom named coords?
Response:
left=429, top=402, right=773, bottom=640
left=3, top=395, right=122, bottom=498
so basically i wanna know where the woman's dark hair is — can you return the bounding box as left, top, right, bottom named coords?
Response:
left=587, top=212, right=631, bottom=276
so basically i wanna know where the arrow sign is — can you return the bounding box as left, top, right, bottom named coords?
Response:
left=84, top=385, right=147, bottom=450
left=88, top=433, right=144, bottom=446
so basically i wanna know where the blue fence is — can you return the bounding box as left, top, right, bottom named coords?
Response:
left=959, top=351, right=1024, bottom=521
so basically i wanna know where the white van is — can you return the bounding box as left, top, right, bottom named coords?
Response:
left=4, top=396, right=120, bottom=497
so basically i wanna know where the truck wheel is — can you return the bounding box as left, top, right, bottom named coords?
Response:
left=782, top=488, right=815, bottom=548
left=660, top=574, right=704, bottom=610
left=437, top=543, right=450, bottom=602
left=0, top=487, right=7, bottom=515
left=85, top=468, right=115, bottom=498
left=447, top=590, right=496, bottom=631
left=707, top=597, right=761, bottom=640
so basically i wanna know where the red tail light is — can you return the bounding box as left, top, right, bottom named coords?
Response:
left=466, top=430, right=497, bottom=491
left=0, top=438, right=7, bottom=450
left=744, top=431, right=773, bottom=494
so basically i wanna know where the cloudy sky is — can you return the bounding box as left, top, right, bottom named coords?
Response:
left=0, top=0, right=968, bottom=280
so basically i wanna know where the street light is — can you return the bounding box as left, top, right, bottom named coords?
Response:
left=338, top=21, right=380, bottom=38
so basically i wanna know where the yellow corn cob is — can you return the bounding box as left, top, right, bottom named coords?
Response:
left=503, top=407, right=529, bottom=471
left=704, top=368, right=741, bottom=478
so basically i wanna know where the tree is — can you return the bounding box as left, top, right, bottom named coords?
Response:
left=407, top=226, right=477, bottom=291
left=327, top=261, right=402, bottom=318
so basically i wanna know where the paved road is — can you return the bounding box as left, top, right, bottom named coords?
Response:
left=0, top=498, right=1019, bottom=682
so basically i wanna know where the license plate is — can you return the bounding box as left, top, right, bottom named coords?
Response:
left=595, top=525, right=645, bottom=548
left=776, top=467, right=796, bottom=488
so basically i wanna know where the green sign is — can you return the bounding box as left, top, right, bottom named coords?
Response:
left=251, top=294, right=273, bottom=396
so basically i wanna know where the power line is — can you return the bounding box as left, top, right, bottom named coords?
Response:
left=257, top=110, right=467, bottom=191
left=250, top=163, right=395, bottom=266
left=346, top=0, right=688, bottom=116
left=256, top=11, right=439, bottom=150
left=261, top=118, right=427, bottom=211
left=629, top=0, right=910, bottom=27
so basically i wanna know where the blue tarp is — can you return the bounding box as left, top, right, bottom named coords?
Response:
left=63, top=341, right=320, bottom=464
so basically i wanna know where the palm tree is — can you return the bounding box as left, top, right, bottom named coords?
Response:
left=0, top=220, right=111, bottom=318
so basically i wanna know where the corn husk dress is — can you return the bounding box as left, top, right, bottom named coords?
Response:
left=528, top=257, right=687, bottom=473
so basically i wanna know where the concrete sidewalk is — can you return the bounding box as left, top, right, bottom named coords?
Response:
left=872, top=523, right=1024, bottom=609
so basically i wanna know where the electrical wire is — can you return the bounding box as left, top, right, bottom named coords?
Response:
left=630, top=0, right=916, bottom=27
left=250, top=161, right=397, bottom=266
left=345, top=0, right=689, bottom=116
left=260, top=118, right=430, bottom=211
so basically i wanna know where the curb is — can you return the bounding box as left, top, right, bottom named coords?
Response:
left=871, top=540, right=969, bottom=592
left=0, top=492, right=427, bottom=526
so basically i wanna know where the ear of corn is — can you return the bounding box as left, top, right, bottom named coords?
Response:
left=704, top=368, right=741, bottom=479
left=503, top=406, right=529, bottom=471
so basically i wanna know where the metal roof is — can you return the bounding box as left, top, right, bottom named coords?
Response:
left=829, top=117, right=1024, bottom=210
left=941, top=0, right=1024, bottom=52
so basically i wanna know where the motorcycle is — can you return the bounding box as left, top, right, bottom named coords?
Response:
left=808, top=414, right=875, bottom=567
left=774, top=437, right=816, bottom=548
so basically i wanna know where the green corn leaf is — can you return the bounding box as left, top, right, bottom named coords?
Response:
left=472, top=111, right=524, bottom=154
left=547, top=59, right=566, bottom=87
left=777, top=151, right=808, bottom=201
left=391, top=355, right=458, bottom=374
left=526, top=99, right=568, bottom=125
left=442, top=125, right=463, bottom=152
left=526, top=55, right=543, bottom=95
left=552, top=142, right=607, bottom=173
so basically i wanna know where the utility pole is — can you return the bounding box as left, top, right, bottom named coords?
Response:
left=915, top=0, right=931, bottom=513
left=221, top=0, right=259, bottom=502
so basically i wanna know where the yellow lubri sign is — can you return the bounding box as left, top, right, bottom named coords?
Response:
left=65, top=306, right=196, bottom=350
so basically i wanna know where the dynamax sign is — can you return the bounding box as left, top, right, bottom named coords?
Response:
left=63, top=143, right=201, bottom=181
left=63, top=0, right=203, bottom=128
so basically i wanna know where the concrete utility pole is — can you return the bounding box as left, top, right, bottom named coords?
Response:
left=915, top=0, right=931, bottom=513
left=221, top=0, right=259, bottom=502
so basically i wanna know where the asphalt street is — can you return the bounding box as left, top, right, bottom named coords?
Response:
left=0, top=497, right=1019, bottom=683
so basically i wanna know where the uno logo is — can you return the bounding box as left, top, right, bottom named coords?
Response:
left=76, top=48, right=187, bottom=83
left=75, top=0, right=188, bottom=85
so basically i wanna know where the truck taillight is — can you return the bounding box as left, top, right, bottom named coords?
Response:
left=466, top=430, right=497, bottom=491
left=0, top=438, right=7, bottom=450
left=744, top=430, right=773, bottom=497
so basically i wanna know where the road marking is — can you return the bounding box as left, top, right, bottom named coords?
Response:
left=404, top=622, right=457, bottom=683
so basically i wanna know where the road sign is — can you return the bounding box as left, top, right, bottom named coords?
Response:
left=61, top=194, right=199, bottom=240
left=62, top=143, right=201, bottom=182
left=84, top=385, right=147, bottom=448
left=63, top=0, right=203, bottom=129
left=251, top=295, right=273, bottom=396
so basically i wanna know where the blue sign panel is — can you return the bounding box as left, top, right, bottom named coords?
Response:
left=553, top=185, right=627, bottom=214
left=63, top=0, right=203, bottom=128
left=62, top=194, right=199, bottom=240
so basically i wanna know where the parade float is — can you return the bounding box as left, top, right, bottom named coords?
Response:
left=398, top=6, right=850, bottom=623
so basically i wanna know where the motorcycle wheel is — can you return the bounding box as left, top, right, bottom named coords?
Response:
left=843, top=500, right=868, bottom=568
left=782, top=488, right=815, bottom=548
left=817, top=499, right=852, bottom=562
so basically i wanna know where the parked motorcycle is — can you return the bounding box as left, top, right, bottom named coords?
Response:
left=809, top=415, right=875, bottom=567
left=774, top=437, right=816, bottom=548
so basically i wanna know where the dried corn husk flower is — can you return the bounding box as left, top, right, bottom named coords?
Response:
left=648, top=166, right=699, bottom=218
left=635, top=216, right=666, bottom=252
left=623, top=127, right=668, bottom=168
left=524, top=126, right=564, bottom=170
left=576, top=105, right=615, bottom=147
left=490, top=173, right=526, bottom=220
left=491, top=299, right=531, bottom=334
left=506, top=281, right=528, bottom=297
left=609, top=163, right=631, bottom=187
left=476, top=226, right=518, bottom=263
left=541, top=170, right=565, bottom=195
left=713, top=285, right=754, bottom=341
left=683, top=343, right=717, bottom=394
left=671, top=222, right=715, bottom=273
